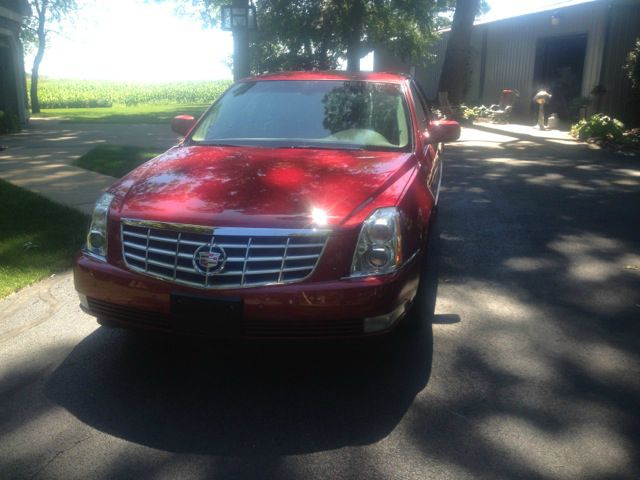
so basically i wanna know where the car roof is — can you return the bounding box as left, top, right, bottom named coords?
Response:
left=243, top=71, right=410, bottom=84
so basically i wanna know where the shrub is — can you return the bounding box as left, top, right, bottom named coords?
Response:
left=462, top=104, right=492, bottom=121
left=623, top=128, right=640, bottom=146
left=623, top=37, right=640, bottom=92
left=570, top=114, right=625, bottom=142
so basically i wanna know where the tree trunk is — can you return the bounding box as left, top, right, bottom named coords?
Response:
left=318, top=45, right=329, bottom=70
left=437, top=0, right=480, bottom=106
left=346, top=0, right=365, bottom=72
left=30, top=40, right=45, bottom=114
left=346, top=44, right=361, bottom=72
left=30, top=2, right=48, bottom=114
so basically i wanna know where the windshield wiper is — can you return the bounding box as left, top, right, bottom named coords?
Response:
left=189, top=141, right=243, bottom=147
left=285, top=144, right=366, bottom=151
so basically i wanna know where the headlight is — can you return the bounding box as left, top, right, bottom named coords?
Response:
left=350, top=207, right=402, bottom=277
left=85, top=192, right=114, bottom=259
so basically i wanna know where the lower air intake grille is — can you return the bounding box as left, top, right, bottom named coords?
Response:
left=88, top=298, right=364, bottom=337
left=243, top=318, right=365, bottom=337
left=88, top=298, right=170, bottom=328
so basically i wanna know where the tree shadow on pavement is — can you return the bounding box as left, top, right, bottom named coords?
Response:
left=43, top=257, right=438, bottom=456
left=403, top=127, right=640, bottom=478
left=5, top=124, right=639, bottom=478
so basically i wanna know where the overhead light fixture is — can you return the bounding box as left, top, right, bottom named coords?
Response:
left=221, top=3, right=257, bottom=31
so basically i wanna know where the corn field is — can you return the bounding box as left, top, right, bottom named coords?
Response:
left=27, top=78, right=233, bottom=109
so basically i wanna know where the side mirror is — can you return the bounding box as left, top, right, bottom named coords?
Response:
left=171, top=115, right=196, bottom=136
left=426, top=120, right=461, bottom=144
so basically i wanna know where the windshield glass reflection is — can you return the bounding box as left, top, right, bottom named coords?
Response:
left=190, top=80, right=411, bottom=151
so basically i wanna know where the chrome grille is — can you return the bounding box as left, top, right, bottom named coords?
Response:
left=121, top=219, right=329, bottom=289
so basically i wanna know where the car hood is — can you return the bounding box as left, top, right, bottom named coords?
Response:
left=111, top=145, right=415, bottom=229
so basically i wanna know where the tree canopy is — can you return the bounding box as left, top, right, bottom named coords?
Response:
left=180, top=0, right=458, bottom=73
left=22, top=0, right=77, bottom=53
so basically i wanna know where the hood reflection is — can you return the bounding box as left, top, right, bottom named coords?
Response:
left=114, top=145, right=414, bottom=229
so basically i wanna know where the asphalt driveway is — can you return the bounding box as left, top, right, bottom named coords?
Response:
left=1, top=124, right=638, bottom=479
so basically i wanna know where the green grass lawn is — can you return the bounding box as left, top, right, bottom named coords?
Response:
left=74, top=145, right=163, bottom=178
left=32, top=104, right=209, bottom=124
left=0, top=180, right=89, bottom=299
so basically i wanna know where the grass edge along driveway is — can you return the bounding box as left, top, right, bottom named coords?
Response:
left=74, top=145, right=163, bottom=178
left=31, top=104, right=209, bottom=125
left=0, top=180, right=89, bottom=299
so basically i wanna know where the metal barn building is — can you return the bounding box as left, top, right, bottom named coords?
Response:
left=376, top=0, right=640, bottom=124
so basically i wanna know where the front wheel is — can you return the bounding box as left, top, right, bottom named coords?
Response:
left=400, top=213, right=441, bottom=333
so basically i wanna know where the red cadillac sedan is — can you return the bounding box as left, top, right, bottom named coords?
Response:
left=74, top=71, right=460, bottom=338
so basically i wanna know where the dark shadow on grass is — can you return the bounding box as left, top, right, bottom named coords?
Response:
left=73, top=145, right=163, bottom=178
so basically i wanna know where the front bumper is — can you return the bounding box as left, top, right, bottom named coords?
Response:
left=74, top=251, right=422, bottom=339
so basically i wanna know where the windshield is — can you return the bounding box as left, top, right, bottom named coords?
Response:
left=190, top=80, right=411, bottom=151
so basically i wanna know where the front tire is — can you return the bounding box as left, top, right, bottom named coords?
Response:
left=400, top=213, right=440, bottom=333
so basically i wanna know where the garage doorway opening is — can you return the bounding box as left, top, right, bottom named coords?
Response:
left=534, top=34, right=587, bottom=119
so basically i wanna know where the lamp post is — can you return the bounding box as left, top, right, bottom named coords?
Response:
left=221, top=1, right=257, bottom=81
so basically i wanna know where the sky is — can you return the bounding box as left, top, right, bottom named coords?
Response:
left=28, top=0, right=234, bottom=82
left=26, top=0, right=591, bottom=82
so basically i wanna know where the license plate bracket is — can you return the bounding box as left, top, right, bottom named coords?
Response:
left=170, top=293, right=243, bottom=337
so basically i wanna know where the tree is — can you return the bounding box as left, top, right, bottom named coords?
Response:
left=182, top=0, right=453, bottom=75
left=24, top=0, right=77, bottom=113
left=257, top=0, right=451, bottom=73
left=249, top=0, right=342, bottom=73
left=437, top=0, right=481, bottom=106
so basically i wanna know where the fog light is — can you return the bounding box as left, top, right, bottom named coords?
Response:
left=363, top=303, right=407, bottom=333
left=88, top=231, right=105, bottom=249
left=78, top=293, right=89, bottom=309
